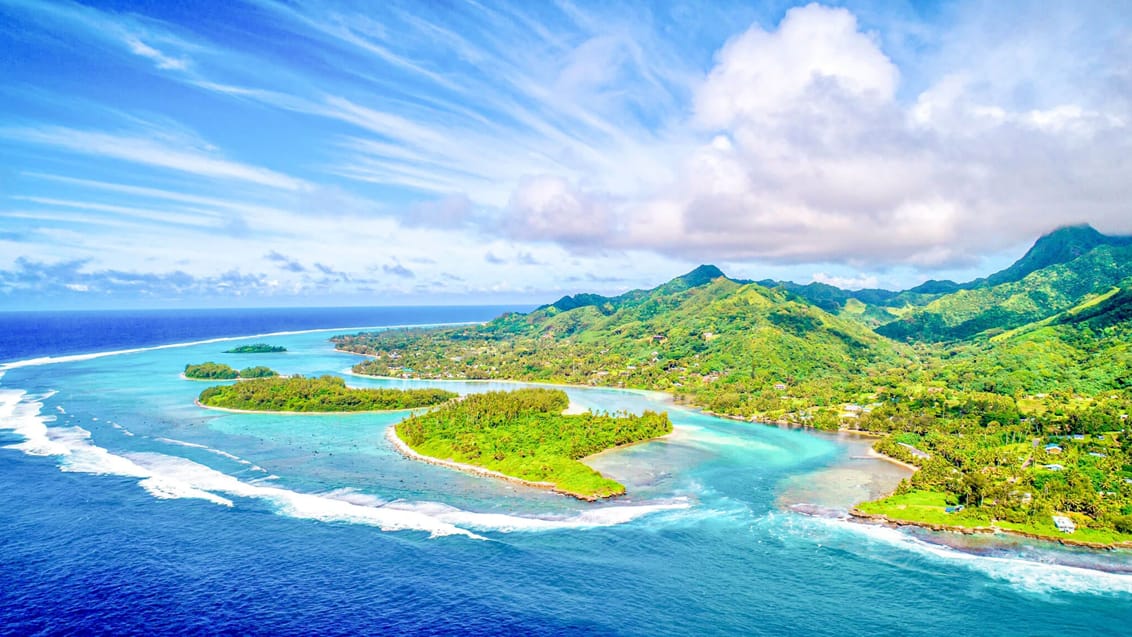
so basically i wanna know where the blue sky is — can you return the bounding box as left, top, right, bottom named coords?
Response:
left=1, top=0, right=1130, bottom=309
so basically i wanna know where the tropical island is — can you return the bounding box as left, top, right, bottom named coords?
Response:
left=197, top=374, right=456, bottom=413
left=223, top=343, right=287, bottom=353
left=334, top=225, right=1132, bottom=547
left=392, top=388, right=672, bottom=499
left=184, top=362, right=279, bottom=380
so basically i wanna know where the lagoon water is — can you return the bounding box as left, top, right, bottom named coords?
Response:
left=2, top=307, right=1131, bottom=635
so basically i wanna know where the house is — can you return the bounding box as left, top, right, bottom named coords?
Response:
left=1042, top=464, right=1064, bottom=471
left=1071, top=434, right=1086, bottom=441
left=945, top=505, right=965, bottom=514
left=1089, top=452, right=1107, bottom=458
left=773, top=383, right=787, bottom=391
left=1052, top=515, right=1076, bottom=534
left=651, top=334, right=667, bottom=343
left=1045, top=443, right=1062, bottom=454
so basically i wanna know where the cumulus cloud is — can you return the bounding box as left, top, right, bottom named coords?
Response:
left=506, top=3, right=1132, bottom=269
left=812, top=272, right=880, bottom=290
left=502, top=175, right=616, bottom=246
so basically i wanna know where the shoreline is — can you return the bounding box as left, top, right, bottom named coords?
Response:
left=383, top=425, right=592, bottom=500
left=865, top=447, right=919, bottom=472
left=385, top=424, right=675, bottom=502
left=0, top=320, right=488, bottom=372
left=848, top=508, right=1132, bottom=551
left=335, top=357, right=674, bottom=407
left=337, top=345, right=1131, bottom=554
left=194, top=398, right=430, bottom=416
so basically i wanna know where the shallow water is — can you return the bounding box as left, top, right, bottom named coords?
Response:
left=2, top=310, right=1131, bottom=635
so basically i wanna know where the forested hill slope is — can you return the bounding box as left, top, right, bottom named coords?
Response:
left=332, top=248, right=1132, bottom=543
left=975, top=224, right=1132, bottom=289
left=538, top=264, right=748, bottom=314
left=876, top=242, right=1132, bottom=342
left=922, top=284, right=1132, bottom=395
left=334, top=267, right=910, bottom=414
left=757, top=225, right=1132, bottom=334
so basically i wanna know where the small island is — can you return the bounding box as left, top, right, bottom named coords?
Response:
left=184, top=362, right=279, bottom=380
left=392, top=388, right=672, bottom=500
left=197, top=375, right=456, bottom=413
left=223, top=343, right=287, bottom=354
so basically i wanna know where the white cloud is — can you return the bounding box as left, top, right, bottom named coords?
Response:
left=695, top=4, right=898, bottom=129
left=123, top=36, right=188, bottom=70
left=812, top=272, right=878, bottom=290
left=2, top=126, right=307, bottom=191
left=549, top=2, right=1132, bottom=269
left=503, top=175, right=616, bottom=245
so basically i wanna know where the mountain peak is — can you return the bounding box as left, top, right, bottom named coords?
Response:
left=679, top=264, right=726, bottom=284
left=979, top=224, right=1129, bottom=288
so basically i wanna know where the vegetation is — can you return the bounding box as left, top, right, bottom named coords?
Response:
left=198, top=375, right=455, bottom=412
left=185, top=362, right=239, bottom=379
left=330, top=225, right=1132, bottom=543
left=184, top=362, right=280, bottom=380
left=395, top=388, right=672, bottom=498
left=223, top=343, right=287, bottom=353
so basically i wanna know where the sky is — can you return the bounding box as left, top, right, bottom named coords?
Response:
left=1, top=0, right=1130, bottom=309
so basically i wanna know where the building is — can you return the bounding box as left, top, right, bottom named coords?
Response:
left=1052, top=515, right=1076, bottom=534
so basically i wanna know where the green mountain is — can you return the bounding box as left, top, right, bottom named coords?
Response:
left=336, top=266, right=908, bottom=420
left=976, top=224, right=1131, bottom=289
left=540, top=264, right=744, bottom=315
left=877, top=241, right=1132, bottom=342
left=332, top=242, right=1132, bottom=542
left=760, top=225, right=1132, bottom=335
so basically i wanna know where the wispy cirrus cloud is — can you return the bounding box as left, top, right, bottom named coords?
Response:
left=2, top=125, right=307, bottom=191
left=2, top=0, right=1130, bottom=309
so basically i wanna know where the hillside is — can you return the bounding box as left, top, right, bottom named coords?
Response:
left=876, top=243, right=1132, bottom=342
left=975, top=224, right=1132, bottom=288
left=335, top=267, right=909, bottom=421
left=762, top=225, right=1132, bottom=336
left=332, top=238, right=1132, bottom=542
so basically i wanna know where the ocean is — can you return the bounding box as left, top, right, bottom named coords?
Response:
left=1, top=306, right=1130, bottom=636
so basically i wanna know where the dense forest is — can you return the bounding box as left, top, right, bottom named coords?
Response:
left=184, top=362, right=279, bottom=380
left=198, top=375, right=455, bottom=412
left=395, top=388, right=672, bottom=498
left=223, top=343, right=287, bottom=353
left=335, top=225, right=1132, bottom=544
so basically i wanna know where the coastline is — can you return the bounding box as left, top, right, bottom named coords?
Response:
left=194, top=398, right=428, bottom=416
left=385, top=423, right=674, bottom=502
left=339, top=345, right=1132, bottom=554
left=848, top=508, right=1132, bottom=551
left=343, top=363, right=676, bottom=406
left=384, top=425, right=591, bottom=500
left=865, top=447, right=919, bottom=472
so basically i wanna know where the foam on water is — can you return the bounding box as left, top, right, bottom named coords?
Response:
left=1, top=389, right=690, bottom=540
left=764, top=511, right=1132, bottom=596
left=0, top=389, right=234, bottom=507
left=388, top=498, right=693, bottom=532
left=0, top=321, right=478, bottom=372
left=156, top=437, right=270, bottom=473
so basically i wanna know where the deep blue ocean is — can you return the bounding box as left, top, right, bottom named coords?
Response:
left=2, top=306, right=1131, bottom=636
